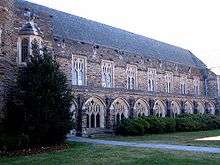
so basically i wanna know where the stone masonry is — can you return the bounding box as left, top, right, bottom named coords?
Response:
left=0, top=0, right=220, bottom=135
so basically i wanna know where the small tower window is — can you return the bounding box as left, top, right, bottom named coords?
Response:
left=21, top=38, right=29, bottom=63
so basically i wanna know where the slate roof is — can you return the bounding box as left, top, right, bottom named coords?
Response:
left=16, top=0, right=207, bottom=68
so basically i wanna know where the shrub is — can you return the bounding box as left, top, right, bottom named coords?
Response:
left=116, top=118, right=149, bottom=136
left=116, top=114, right=220, bottom=136
left=144, top=116, right=166, bottom=134
left=175, top=117, right=200, bottom=132
left=163, top=117, right=176, bottom=132
left=175, top=114, right=220, bottom=132
left=0, top=133, right=29, bottom=151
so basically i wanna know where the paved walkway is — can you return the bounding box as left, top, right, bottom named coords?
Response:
left=67, top=135, right=220, bottom=154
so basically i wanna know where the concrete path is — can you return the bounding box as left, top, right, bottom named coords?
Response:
left=67, top=135, right=220, bottom=154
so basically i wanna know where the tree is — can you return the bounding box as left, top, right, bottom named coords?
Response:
left=3, top=43, right=74, bottom=146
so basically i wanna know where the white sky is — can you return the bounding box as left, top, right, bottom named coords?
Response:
left=28, top=0, right=220, bottom=74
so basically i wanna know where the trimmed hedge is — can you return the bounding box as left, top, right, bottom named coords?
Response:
left=116, top=114, right=220, bottom=136
left=116, top=118, right=149, bottom=136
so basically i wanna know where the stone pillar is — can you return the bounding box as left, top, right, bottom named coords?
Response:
left=204, top=102, right=209, bottom=114
left=193, top=101, right=198, bottom=114
left=166, top=100, right=171, bottom=117
left=149, top=99, right=155, bottom=116
left=128, top=97, right=135, bottom=118
left=215, top=99, right=220, bottom=116
left=75, top=94, right=85, bottom=137
left=105, top=96, right=113, bottom=129
left=180, top=101, right=185, bottom=114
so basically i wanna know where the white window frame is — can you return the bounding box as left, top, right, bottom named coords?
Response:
left=101, top=60, right=114, bottom=88
left=193, top=77, right=200, bottom=96
left=72, top=55, right=87, bottom=86
left=165, top=72, right=173, bottom=93
left=180, top=75, right=187, bottom=95
left=17, top=35, right=42, bottom=65
left=127, top=64, right=137, bottom=90
left=147, top=68, right=156, bottom=92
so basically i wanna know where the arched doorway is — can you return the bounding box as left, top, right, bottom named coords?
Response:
left=110, top=98, right=129, bottom=126
left=82, top=97, right=105, bottom=129
left=134, top=98, right=149, bottom=117
left=184, top=101, right=193, bottom=114
left=170, top=101, right=181, bottom=118
left=153, top=100, right=166, bottom=117
left=207, top=102, right=215, bottom=115
left=197, top=102, right=205, bottom=114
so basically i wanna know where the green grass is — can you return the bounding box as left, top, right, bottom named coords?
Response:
left=93, top=129, right=220, bottom=147
left=1, top=142, right=220, bottom=165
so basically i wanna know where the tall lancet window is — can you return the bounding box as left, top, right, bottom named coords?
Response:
left=101, top=60, right=114, bottom=88
left=180, top=75, right=187, bottom=94
left=147, top=68, right=156, bottom=92
left=127, top=65, right=137, bottom=90
left=165, top=72, right=173, bottom=93
left=21, top=38, right=29, bottom=63
left=193, top=77, right=200, bottom=96
left=72, top=56, right=86, bottom=85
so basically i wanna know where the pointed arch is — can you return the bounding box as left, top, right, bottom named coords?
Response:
left=134, top=98, right=150, bottom=117
left=197, top=102, right=205, bottom=114
left=184, top=101, right=193, bottom=114
left=82, top=96, right=105, bottom=128
left=170, top=101, right=181, bottom=117
left=110, top=98, right=129, bottom=124
left=153, top=100, right=166, bottom=117
left=207, top=102, right=215, bottom=115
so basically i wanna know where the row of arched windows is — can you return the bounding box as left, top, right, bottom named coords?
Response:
left=71, top=57, right=201, bottom=96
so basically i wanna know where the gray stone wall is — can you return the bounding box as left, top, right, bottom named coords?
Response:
left=0, top=0, right=17, bottom=116
left=0, top=3, right=219, bottom=133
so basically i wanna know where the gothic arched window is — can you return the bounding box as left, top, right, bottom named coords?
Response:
left=21, top=38, right=29, bottom=63
left=83, top=97, right=105, bottom=129
left=180, top=75, right=187, bottom=94
left=148, top=68, right=156, bottom=92
left=127, top=65, right=137, bottom=90
left=165, top=72, right=173, bottom=93
left=72, top=56, right=86, bottom=85
left=102, top=60, right=114, bottom=88
left=193, top=77, right=200, bottom=96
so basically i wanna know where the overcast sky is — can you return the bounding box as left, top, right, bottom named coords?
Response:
left=28, top=0, right=220, bottom=74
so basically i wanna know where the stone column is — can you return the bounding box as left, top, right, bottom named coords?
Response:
left=215, top=99, right=220, bottom=116
left=166, top=100, right=171, bottom=117
left=204, top=102, right=209, bottom=114
left=75, top=94, right=85, bottom=137
left=149, top=99, right=155, bottom=116
left=180, top=101, right=185, bottom=114
left=128, top=97, right=135, bottom=118
left=105, top=96, right=113, bottom=129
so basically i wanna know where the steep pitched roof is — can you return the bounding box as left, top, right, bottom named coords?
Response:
left=16, top=0, right=207, bottom=68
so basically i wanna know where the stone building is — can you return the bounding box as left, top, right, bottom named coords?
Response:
left=0, top=0, right=220, bottom=135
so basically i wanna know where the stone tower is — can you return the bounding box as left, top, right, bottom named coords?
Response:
left=0, top=0, right=16, bottom=115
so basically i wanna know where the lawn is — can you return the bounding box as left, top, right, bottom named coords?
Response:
left=1, top=142, right=220, bottom=165
left=92, top=129, right=220, bottom=147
